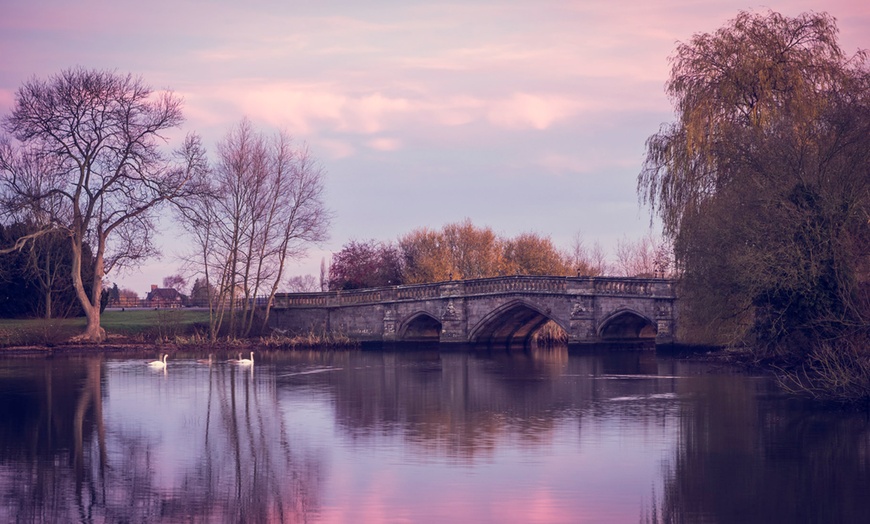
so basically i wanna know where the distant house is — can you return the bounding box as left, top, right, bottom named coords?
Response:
left=145, top=285, right=183, bottom=308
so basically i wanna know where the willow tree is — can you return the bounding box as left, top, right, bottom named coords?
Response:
left=638, top=11, right=870, bottom=353
left=0, top=68, right=205, bottom=342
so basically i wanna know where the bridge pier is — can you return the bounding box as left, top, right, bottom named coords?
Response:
left=270, top=276, right=677, bottom=348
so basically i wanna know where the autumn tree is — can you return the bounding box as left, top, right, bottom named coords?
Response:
left=399, top=221, right=619, bottom=283
left=0, top=68, right=205, bottom=341
left=502, top=232, right=571, bottom=276
left=178, top=118, right=329, bottom=338
left=399, top=220, right=507, bottom=283
left=638, top=11, right=870, bottom=357
left=442, top=219, right=504, bottom=279
left=399, top=227, right=453, bottom=284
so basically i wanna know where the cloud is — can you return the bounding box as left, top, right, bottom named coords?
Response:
left=0, top=89, right=13, bottom=112
left=195, top=82, right=412, bottom=135
left=349, top=93, right=411, bottom=133
left=366, top=137, right=402, bottom=151
left=188, top=80, right=600, bottom=144
left=487, top=93, right=581, bottom=130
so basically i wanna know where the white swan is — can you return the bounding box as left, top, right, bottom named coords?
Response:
left=148, top=354, right=168, bottom=368
left=196, top=354, right=214, bottom=365
left=237, top=352, right=254, bottom=366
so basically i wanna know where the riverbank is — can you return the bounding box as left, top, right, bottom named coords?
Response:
left=0, top=335, right=361, bottom=357
left=0, top=309, right=360, bottom=354
left=0, top=309, right=211, bottom=347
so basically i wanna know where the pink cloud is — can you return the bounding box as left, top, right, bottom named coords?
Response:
left=366, top=137, right=402, bottom=151
left=487, top=93, right=582, bottom=130
left=0, top=89, right=14, bottom=113
left=347, top=93, right=411, bottom=133
left=199, top=83, right=411, bottom=135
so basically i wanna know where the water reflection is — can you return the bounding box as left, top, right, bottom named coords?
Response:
left=647, top=375, right=870, bottom=524
left=0, top=349, right=868, bottom=523
left=0, top=355, right=323, bottom=522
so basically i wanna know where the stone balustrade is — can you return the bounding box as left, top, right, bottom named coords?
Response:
left=274, top=276, right=674, bottom=308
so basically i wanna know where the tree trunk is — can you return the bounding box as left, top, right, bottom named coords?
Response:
left=84, top=305, right=106, bottom=342
left=44, top=288, right=52, bottom=320
left=69, top=233, right=106, bottom=343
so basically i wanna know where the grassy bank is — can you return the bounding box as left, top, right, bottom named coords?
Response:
left=0, top=309, right=360, bottom=351
left=0, top=309, right=211, bottom=347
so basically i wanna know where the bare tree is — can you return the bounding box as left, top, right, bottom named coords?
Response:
left=178, top=118, right=330, bottom=339
left=24, top=230, right=71, bottom=318
left=286, top=274, right=319, bottom=292
left=0, top=68, right=205, bottom=341
left=569, top=231, right=609, bottom=276
left=614, top=233, right=672, bottom=278
left=587, top=241, right=611, bottom=276
left=162, top=274, right=186, bottom=290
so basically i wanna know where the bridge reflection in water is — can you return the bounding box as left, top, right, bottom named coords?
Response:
left=271, top=275, right=677, bottom=348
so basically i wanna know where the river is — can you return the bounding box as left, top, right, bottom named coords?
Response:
left=0, top=347, right=868, bottom=523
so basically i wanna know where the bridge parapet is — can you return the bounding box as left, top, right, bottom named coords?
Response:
left=396, top=285, right=441, bottom=300
left=463, top=276, right=568, bottom=295
left=274, top=276, right=674, bottom=307
left=591, top=278, right=670, bottom=297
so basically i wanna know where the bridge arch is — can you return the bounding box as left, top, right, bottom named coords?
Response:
left=469, top=299, right=566, bottom=348
left=398, top=311, right=442, bottom=341
left=597, top=309, right=657, bottom=340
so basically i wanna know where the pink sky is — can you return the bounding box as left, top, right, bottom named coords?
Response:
left=1, top=0, right=868, bottom=294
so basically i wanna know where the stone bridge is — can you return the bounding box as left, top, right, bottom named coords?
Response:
left=270, top=275, right=677, bottom=348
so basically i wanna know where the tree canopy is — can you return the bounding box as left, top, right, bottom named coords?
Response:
left=329, top=239, right=402, bottom=290
left=331, top=220, right=599, bottom=290
left=638, top=11, right=870, bottom=357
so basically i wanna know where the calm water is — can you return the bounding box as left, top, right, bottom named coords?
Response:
left=0, top=347, right=868, bottom=523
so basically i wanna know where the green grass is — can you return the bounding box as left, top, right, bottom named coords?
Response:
left=0, top=309, right=212, bottom=346
left=100, top=309, right=211, bottom=334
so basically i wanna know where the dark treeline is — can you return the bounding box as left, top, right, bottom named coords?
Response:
left=0, top=222, right=99, bottom=319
